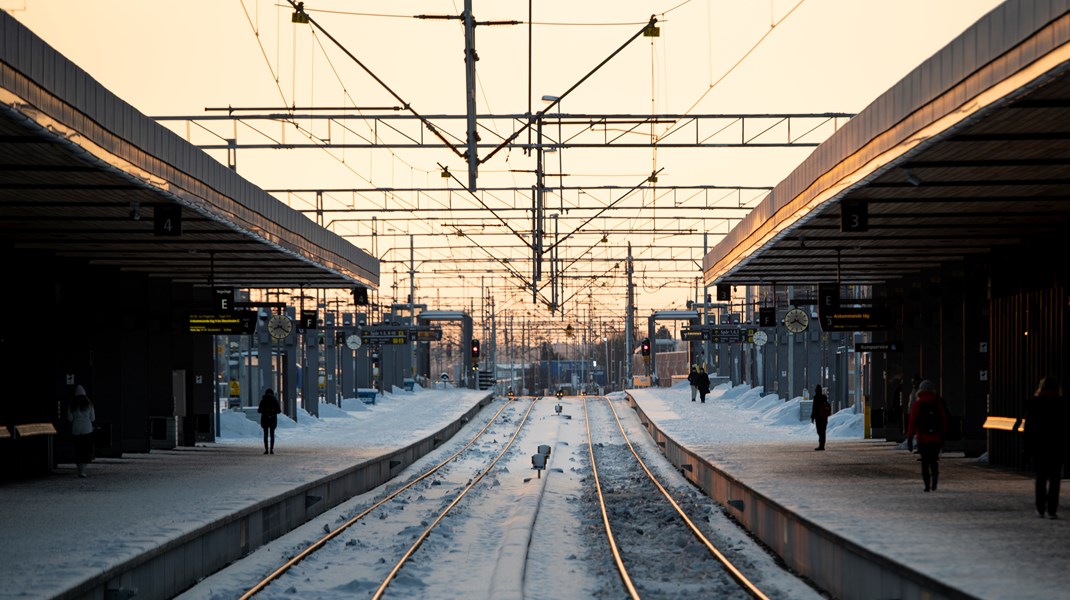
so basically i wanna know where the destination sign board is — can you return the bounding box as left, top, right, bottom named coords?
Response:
left=710, top=326, right=745, bottom=344
left=360, top=328, right=408, bottom=345
left=820, top=306, right=890, bottom=332
left=410, top=327, right=444, bottom=342
left=680, top=328, right=707, bottom=341
left=855, top=341, right=903, bottom=352
left=187, top=311, right=256, bottom=335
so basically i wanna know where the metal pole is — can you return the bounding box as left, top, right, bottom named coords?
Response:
left=410, top=235, right=417, bottom=385
left=463, top=0, right=478, bottom=190
left=604, top=326, right=610, bottom=393
left=703, top=233, right=710, bottom=371
left=625, top=243, right=634, bottom=386
left=552, top=213, right=559, bottom=313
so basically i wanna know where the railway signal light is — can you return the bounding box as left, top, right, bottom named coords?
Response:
left=640, top=338, right=651, bottom=356
left=471, top=339, right=480, bottom=359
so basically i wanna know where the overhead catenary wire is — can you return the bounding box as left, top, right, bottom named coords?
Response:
left=284, top=0, right=466, bottom=161
left=657, top=0, right=808, bottom=141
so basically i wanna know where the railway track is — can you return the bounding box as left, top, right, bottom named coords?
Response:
left=231, top=395, right=539, bottom=599
left=182, top=394, right=822, bottom=599
left=584, top=395, right=771, bottom=599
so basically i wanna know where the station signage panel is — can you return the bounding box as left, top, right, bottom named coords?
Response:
left=820, top=306, right=890, bottom=331
left=214, top=288, right=235, bottom=312
left=855, top=341, right=903, bottom=352
left=709, top=326, right=745, bottom=344
left=680, top=328, right=707, bottom=341
left=410, top=327, right=444, bottom=342
left=187, top=311, right=256, bottom=335
left=360, top=326, right=409, bottom=345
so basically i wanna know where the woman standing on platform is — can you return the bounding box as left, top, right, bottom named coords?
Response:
left=1024, top=377, right=1067, bottom=519
left=68, top=385, right=95, bottom=478
left=258, top=388, right=281, bottom=455
left=810, top=385, right=831, bottom=451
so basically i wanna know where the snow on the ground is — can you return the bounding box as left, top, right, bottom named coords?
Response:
left=177, top=380, right=853, bottom=599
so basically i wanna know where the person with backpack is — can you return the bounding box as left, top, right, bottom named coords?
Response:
left=906, top=379, right=948, bottom=492
left=810, top=384, right=831, bottom=450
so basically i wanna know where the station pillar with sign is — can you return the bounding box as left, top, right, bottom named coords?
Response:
left=283, top=306, right=299, bottom=420
left=324, top=312, right=337, bottom=406
left=301, top=310, right=320, bottom=418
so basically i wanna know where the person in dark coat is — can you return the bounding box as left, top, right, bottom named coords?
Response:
left=809, top=384, right=831, bottom=451
left=697, top=366, right=711, bottom=403
left=687, top=365, right=700, bottom=402
left=906, top=379, right=948, bottom=492
left=1023, top=377, right=1067, bottom=518
left=257, top=389, right=282, bottom=454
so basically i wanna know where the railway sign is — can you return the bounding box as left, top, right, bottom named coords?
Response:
left=855, top=341, right=902, bottom=352
left=820, top=306, right=890, bottom=332
left=409, top=327, right=444, bottom=342
left=680, top=328, right=707, bottom=341
left=709, top=326, right=745, bottom=344
left=187, top=311, right=256, bottom=335
left=360, top=326, right=409, bottom=345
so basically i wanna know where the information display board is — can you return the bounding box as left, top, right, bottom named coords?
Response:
left=187, top=311, right=257, bottom=335
left=709, top=326, right=745, bottom=343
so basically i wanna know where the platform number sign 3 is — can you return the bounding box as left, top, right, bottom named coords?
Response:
left=154, top=204, right=182, bottom=236
left=840, top=199, right=867, bottom=233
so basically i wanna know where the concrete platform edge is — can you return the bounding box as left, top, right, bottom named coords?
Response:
left=55, top=393, right=494, bottom=600
left=626, top=394, right=981, bottom=600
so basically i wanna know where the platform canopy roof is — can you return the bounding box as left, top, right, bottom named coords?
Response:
left=0, top=12, right=378, bottom=291
left=704, top=1, right=1070, bottom=288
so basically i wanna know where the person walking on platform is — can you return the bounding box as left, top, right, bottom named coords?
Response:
left=697, top=365, right=711, bottom=403
left=258, top=388, right=282, bottom=454
left=68, top=385, right=95, bottom=478
left=1023, top=377, right=1067, bottom=519
left=688, top=365, right=700, bottom=402
left=810, top=384, right=831, bottom=450
left=906, top=380, right=948, bottom=492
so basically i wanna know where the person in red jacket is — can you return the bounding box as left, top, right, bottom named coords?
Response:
left=906, top=380, right=948, bottom=492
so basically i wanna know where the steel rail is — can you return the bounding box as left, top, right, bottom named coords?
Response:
left=601, top=396, right=771, bottom=599
left=371, top=396, right=541, bottom=600
left=583, top=396, right=641, bottom=599
left=238, top=397, right=521, bottom=599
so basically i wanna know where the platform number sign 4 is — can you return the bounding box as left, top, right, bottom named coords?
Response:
left=154, top=204, right=182, bottom=236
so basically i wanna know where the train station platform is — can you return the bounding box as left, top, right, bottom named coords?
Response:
left=2, top=385, right=1064, bottom=600
left=627, top=386, right=1070, bottom=600
left=0, top=389, right=492, bottom=600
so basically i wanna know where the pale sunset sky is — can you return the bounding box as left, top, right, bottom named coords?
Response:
left=5, top=0, right=1004, bottom=340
